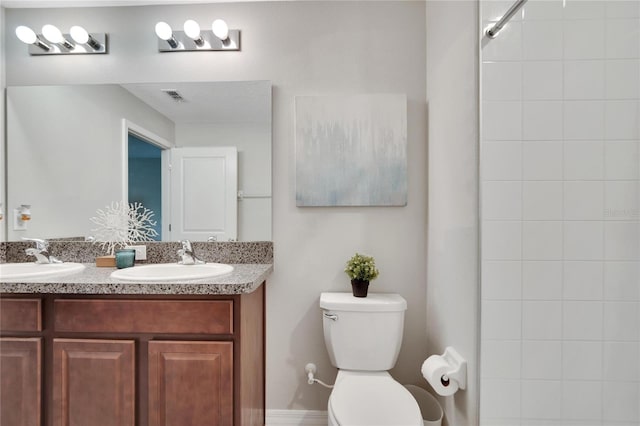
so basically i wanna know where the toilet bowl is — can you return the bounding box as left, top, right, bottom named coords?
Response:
left=320, top=292, right=422, bottom=426
left=327, top=371, right=423, bottom=426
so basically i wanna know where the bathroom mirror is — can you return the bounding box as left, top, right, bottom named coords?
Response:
left=5, top=81, right=272, bottom=242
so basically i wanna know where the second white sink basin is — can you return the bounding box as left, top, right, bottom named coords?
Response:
left=0, top=262, right=86, bottom=280
left=110, top=263, right=234, bottom=282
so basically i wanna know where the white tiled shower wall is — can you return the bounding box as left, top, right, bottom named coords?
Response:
left=480, top=1, right=640, bottom=425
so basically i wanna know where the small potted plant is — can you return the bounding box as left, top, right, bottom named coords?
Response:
left=344, top=252, right=379, bottom=297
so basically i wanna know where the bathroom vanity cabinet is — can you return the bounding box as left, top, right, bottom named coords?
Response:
left=0, top=286, right=265, bottom=426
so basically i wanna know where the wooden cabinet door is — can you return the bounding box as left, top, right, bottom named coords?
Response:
left=52, top=339, right=135, bottom=426
left=0, top=338, right=41, bottom=426
left=148, top=341, right=233, bottom=426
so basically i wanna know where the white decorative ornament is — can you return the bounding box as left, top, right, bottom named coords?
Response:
left=90, top=201, right=158, bottom=255
left=127, top=202, right=159, bottom=243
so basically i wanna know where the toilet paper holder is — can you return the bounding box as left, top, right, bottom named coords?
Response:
left=424, top=346, right=467, bottom=391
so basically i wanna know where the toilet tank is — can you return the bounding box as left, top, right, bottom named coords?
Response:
left=320, top=292, right=407, bottom=371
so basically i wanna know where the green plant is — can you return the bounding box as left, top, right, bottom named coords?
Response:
left=345, top=253, right=379, bottom=282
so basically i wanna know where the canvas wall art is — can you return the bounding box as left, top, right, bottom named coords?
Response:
left=295, top=94, right=407, bottom=207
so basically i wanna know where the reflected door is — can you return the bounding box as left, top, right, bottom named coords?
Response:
left=169, top=147, right=238, bottom=241
left=128, top=134, right=163, bottom=240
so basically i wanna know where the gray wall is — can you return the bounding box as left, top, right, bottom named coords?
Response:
left=426, top=2, right=479, bottom=425
left=4, top=1, right=429, bottom=413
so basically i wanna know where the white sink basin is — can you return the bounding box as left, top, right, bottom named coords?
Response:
left=110, top=263, right=234, bottom=282
left=0, top=262, right=86, bottom=280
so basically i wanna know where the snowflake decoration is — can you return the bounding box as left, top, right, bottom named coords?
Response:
left=90, top=201, right=158, bottom=255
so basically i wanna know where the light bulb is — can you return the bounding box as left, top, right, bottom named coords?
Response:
left=15, top=26, right=37, bottom=44
left=211, top=19, right=229, bottom=41
left=70, top=25, right=89, bottom=44
left=42, top=24, right=64, bottom=43
left=183, top=19, right=201, bottom=40
left=155, top=21, right=173, bottom=41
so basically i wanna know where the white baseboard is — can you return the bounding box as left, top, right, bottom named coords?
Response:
left=266, top=409, right=328, bottom=426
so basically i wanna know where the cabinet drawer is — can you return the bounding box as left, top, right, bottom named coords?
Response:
left=0, top=298, right=42, bottom=332
left=54, top=300, right=233, bottom=334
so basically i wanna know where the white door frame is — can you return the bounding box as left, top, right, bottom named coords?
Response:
left=121, top=119, right=173, bottom=241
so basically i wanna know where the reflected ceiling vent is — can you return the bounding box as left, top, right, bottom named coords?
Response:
left=162, top=89, right=186, bottom=102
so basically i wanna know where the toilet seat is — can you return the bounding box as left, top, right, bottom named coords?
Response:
left=328, top=371, right=423, bottom=426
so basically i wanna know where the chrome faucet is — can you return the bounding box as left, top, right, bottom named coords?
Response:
left=177, top=240, right=205, bottom=265
left=23, top=237, right=62, bottom=264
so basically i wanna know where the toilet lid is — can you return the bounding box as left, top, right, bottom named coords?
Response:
left=329, top=374, right=422, bottom=426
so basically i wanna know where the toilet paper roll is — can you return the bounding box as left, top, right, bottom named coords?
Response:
left=421, top=355, right=459, bottom=397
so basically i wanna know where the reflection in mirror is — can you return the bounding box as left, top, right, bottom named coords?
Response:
left=6, top=81, right=272, bottom=242
left=128, top=134, right=163, bottom=240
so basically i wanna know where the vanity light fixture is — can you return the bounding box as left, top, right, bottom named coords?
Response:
left=211, top=19, right=229, bottom=42
left=183, top=19, right=204, bottom=46
left=15, top=26, right=51, bottom=52
left=42, top=24, right=74, bottom=49
left=70, top=26, right=103, bottom=50
left=155, top=19, right=240, bottom=52
left=15, top=24, right=108, bottom=55
left=155, top=21, right=179, bottom=48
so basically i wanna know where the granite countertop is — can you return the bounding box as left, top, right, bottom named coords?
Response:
left=0, top=263, right=273, bottom=295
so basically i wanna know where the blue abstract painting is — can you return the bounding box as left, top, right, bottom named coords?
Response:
left=295, top=94, right=407, bottom=207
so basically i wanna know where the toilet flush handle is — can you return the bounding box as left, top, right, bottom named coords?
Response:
left=323, top=312, right=338, bottom=321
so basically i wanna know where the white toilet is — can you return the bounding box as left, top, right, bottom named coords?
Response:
left=320, top=292, right=423, bottom=426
